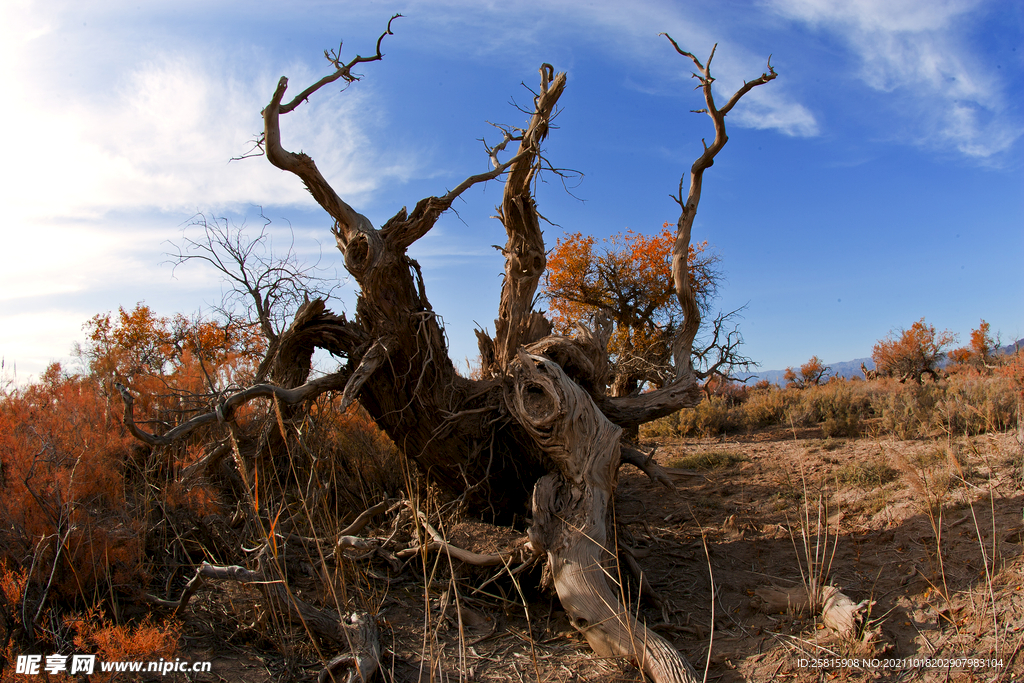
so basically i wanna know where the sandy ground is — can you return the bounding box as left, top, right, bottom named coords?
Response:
left=175, top=425, right=1024, bottom=682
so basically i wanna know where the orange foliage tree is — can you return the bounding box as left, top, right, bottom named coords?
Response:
left=872, top=318, right=958, bottom=383
left=784, top=355, right=831, bottom=389
left=79, top=303, right=266, bottom=424
left=544, top=224, right=746, bottom=396
left=948, top=319, right=996, bottom=370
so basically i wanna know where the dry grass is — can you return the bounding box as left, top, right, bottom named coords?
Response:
left=643, top=372, right=1020, bottom=445
left=668, top=449, right=745, bottom=470
left=3, top=358, right=1021, bottom=683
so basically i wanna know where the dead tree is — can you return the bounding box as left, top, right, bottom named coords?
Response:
left=120, top=20, right=776, bottom=683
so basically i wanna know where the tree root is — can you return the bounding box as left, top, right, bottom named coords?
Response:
left=399, top=502, right=526, bottom=566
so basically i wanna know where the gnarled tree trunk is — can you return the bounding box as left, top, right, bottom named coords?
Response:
left=121, top=23, right=776, bottom=683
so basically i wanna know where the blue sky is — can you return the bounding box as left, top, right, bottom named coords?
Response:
left=1, top=0, right=1022, bottom=383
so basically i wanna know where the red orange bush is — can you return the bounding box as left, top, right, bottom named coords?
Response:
left=0, top=363, right=143, bottom=598
left=872, top=318, right=957, bottom=384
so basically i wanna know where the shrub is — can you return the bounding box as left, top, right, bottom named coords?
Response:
left=872, top=318, right=957, bottom=384
left=640, top=411, right=680, bottom=438
left=742, top=385, right=787, bottom=427
left=64, top=608, right=180, bottom=682
left=0, top=364, right=144, bottom=599
left=297, top=398, right=405, bottom=513
left=784, top=382, right=870, bottom=436
left=931, top=373, right=1018, bottom=435
left=668, top=449, right=744, bottom=470
left=676, top=396, right=744, bottom=437
left=835, top=459, right=900, bottom=489
left=866, top=380, right=927, bottom=438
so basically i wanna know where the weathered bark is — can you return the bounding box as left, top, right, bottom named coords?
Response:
left=262, top=62, right=549, bottom=517
left=492, top=65, right=563, bottom=371
left=753, top=583, right=871, bottom=637
left=661, top=37, right=776, bottom=376
left=508, top=353, right=699, bottom=683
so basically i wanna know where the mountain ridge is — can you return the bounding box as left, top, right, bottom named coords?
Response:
left=741, top=338, right=1022, bottom=386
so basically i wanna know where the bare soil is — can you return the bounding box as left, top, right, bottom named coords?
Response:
left=175, top=425, right=1024, bottom=682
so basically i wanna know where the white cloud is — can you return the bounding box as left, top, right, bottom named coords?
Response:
left=0, top=223, right=152, bottom=302
left=770, top=0, right=979, bottom=32
left=730, top=91, right=820, bottom=137
left=0, top=310, right=89, bottom=381
left=766, top=0, right=1022, bottom=157
left=2, top=53, right=417, bottom=224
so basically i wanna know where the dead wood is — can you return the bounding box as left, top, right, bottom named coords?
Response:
left=508, top=352, right=700, bottom=683
left=400, top=503, right=526, bottom=567
left=339, top=499, right=391, bottom=537
left=753, top=583, right=871, bottom=637
left=621, top=443, right=676, bottom=490
left=118, top=28, right=780, bottom=682
left=317, top=612, right=381, bottom=683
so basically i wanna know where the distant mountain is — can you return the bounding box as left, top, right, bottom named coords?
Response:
left=738, top=358, right=873, bottom=386
left=740, top=337, right=1022, bottom=386
left=998, top=338, right=1024, bottom=356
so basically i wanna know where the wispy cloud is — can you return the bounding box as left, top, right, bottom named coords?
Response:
left=766, top=0, right=1022, bottom=157
left=388, top=0, right=821, bottom=139
left=4, top=52, right=419, bottom=223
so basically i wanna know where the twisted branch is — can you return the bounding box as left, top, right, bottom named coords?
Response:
left=114, top=371, right=349, bottom=446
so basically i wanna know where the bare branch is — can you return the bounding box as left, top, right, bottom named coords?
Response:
left=115, top=371, right=350, bottom=447
left=693, top=307, right=756, bottom=381
left=720, top=55, right=776, bottom=116
left=264, top=78, right=376, bottom=250
left=492, top=65, right=567, bottom=370
left=398, top=503, right=523, bottom=566
left=620, top=443, right=676, bottom=490
left=379, top=70, right=565, bottom=251
left=659, top=36, right=776, bottom=382
left=167, top=213, right=340, bottom=345
left=339, top=499, right=390, bottom=537
left=279, top=14, right=401, bottom=115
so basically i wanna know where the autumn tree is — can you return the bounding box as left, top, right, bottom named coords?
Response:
left=114, top=22, right=778, bottom=683
left=544, top=225, right=750, bottom=398
left=81, top=303, right=265, bottom=384
left=948, top=319, right=997, bottom=370
left=872, top=318, right=958, bottom=383
left=784, top=355, right=831, bottom=388
left=78, top=303, right=266, bottom=428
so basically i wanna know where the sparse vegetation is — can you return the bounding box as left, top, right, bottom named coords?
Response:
left=835, top=458, right=900, bottom=488
left=642, top=367, right=1019, bottom=442
left=668, top=449, right=745, bottom=470
left=3, top=339, right=1020, bottom=682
